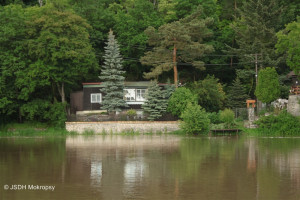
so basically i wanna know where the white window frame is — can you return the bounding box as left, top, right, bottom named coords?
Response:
left=124, top=89, right=136, bottom=101
left=136, top=89, right=147, bottom=101
left=91, top=93, right=102, bottom=103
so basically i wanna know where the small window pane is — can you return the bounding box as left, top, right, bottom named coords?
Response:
left=91, top=93, right=101, bottom=103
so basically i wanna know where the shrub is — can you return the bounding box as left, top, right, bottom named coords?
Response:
left=255, top=110, right=300, bottom=136
left=207, top=112, right=221, bottom=124
left=180, top=103, right=210, bottom=135
left=167, top=87, right=197, bottom=118
left=126, top=109, right=137, bottom=117
left=219, top=109, right=235, bottom=128
left=126, top=109, right=137, bottom=120
left=44, top=102, right=67, bottom=128
left=255, top=67, right=280, bottom=103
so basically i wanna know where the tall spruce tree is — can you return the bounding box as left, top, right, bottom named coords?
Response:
left=142, top=80, right=167, bottom=121
left=99, top=30, right=127, bottom=113
left=227, top=77, right=249, bottom=108
left=232, top=0, right=283, bottom=67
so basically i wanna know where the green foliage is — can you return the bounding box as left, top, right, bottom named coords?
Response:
left=112, top=0, right=163, bottom=80
left=227, top=77, right=249, bottom=108
left=191, top=75, right=226, bottom=112
left=255, top=67, right=280, bottom=103
left=142, top=80, right=167, bottom=121
left=207, top=112, right=221, bottom=124
left=126, top=109, right=137, bottom=117
left=99, top=30, right=127, bottom=112
left=219, top=108, right=235, bottom=128
left=26, top=4, right=97, bottom=103
left=140, top=6, right=214, bottom=83
left=44, top=102, right=67, bottom=128
left=255, top=110, right=300, bottom=136
left=276, top=17, right=300, bottom=74
left=0, top=0, right=298, bottom=126
left=231, top=0, right=283, bottom=67
left=167, top=87, right=197, bottom=118
left=19, top=100, right=66, bottom=128
left=180, top=103, right=210, bottom=135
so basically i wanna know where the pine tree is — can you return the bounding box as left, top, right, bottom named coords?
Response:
left=227, top=78, right=249, bottom=108
left=140, top=6, right=214, bottom=87
left=142, top=80, right=167, bottom=121
left=99, top=30, right=127, bottom=113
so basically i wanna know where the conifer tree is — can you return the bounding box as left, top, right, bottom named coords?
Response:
left=142, top=80, right=167, bottom=121
left=99, top=30, right=127, bottom=112
left=227, top=77, right=249, bottom=108
left=232, top=0, right=283, bottom=67
left=140, top=6, right=214, bottom=87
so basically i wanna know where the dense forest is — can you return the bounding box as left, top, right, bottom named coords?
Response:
left=0, top=0, right=299, bottom=126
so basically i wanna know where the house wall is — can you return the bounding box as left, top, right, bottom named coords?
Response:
left=70, top=91, right=83, bottom=114
left=83, top=87, right=103, bottom=110
left=65, top=121, right=180, bottom=134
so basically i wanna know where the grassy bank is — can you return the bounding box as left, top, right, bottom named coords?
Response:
left=0, top=122, right=76, bottom=136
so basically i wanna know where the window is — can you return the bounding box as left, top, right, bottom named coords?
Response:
left=91, top=93, right=101, bottom=103
left=124, top=89, right=135, bottom=101
left=136, top=89, right=147, bottom=101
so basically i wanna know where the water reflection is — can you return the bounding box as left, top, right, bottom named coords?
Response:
left=90, top=161, right=102, bottom=187
left=1, top=136, right=300, bottom=200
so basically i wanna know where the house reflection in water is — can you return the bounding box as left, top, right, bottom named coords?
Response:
left=90, top=161, right=102, bottom=188
left=65, top=135, right=180, bottom=199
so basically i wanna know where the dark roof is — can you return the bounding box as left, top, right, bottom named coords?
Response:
left=82, top=81, right=172, bottom=88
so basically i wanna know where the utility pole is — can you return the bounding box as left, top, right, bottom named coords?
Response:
left=252, top=53, right=262, bottom=113
left=173, top=43, right=178, bottom=88
left=255, top=53, right=258, bottom=86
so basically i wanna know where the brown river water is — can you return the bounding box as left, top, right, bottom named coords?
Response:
left=1, top=135, right=300, bottom=200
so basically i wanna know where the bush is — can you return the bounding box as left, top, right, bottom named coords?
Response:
left=44, top=102, right=67, bottom=128
left=207, top=112, right=221, bottom=124
left=190, top=75, right=226, bottom=112
left=219, top=109, right=235, bottom=128
left=126, top=109, right=137, bottom=117
left=180, top=103, right=210, bottom=135
left=126, top=109, right=137, bottom=120
left=167, top=87, right=197, bottom=118
left=255, top=110, right=300, bottom=136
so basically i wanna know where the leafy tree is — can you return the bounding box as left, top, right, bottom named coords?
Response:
left=99, top=30, right=127, bottom=112
left=231, top=0, right=283, bottom=67
left=0, top=4, right=29, bottom=121
left=227, top=77, right=249, bottom=108
left=25, top=4, right=97, bottom=103
left=70, top=0, right=115, bottom=76
left=276, top=17, right=300, bottom=74
left=112, top=0, right=163, bottom=80
left=167, top=87, right=197, bottom=117
left=180, top=103, right=210, bottom=135
left=140, top=6, right=214, bottom=86
left=142, top=80, right=167, bottom=121
left=255, top=67, right=280, bottom=103
left=191, top=75, right=226, bottom=112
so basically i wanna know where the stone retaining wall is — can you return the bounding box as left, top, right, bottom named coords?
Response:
left=65, top=121, right=180, bottom=134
